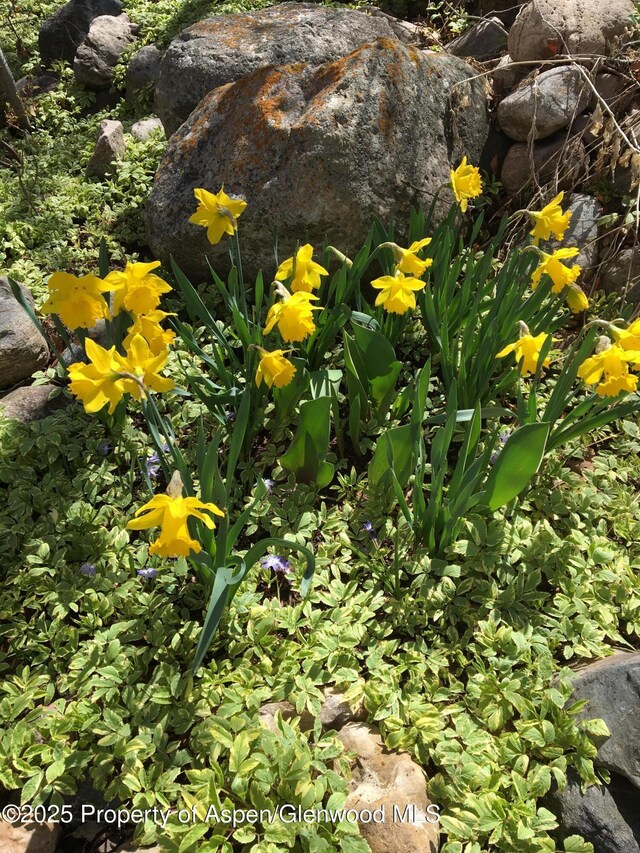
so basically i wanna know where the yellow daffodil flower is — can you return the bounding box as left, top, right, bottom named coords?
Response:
left=188, top=186, right=247, bottom=245
left=371, top=271, right=426, bottom=315
left=41, top=272, right=112, bottom=330
left=611, top=318, right=640, bottom=353
left=529, top=192, right=572, bottom=245
left=105, top=261, right=172, bottom=316
left=531, top=247, right=581, bottom=293
left=263, top=288, right=320, bottom=342
left=127, top=492, right=224, bottom=558
left=67, top=338, right=133, bottom=414
left=124, top=310, right=176, bottom=356
left=578, top=338, right=640, bottom=398
left=496, top=325, right=551, bottom=376
left=450, top=157, right=482, bottom=212
left=124, top=333, right=175, bottom=398
left=566, top=283, right=589, bottom=314
left=275, top=244, right=329, bottom=293
left=255, top=347, right=296, bottom=389
left=395, top=238, right=433, bottom=277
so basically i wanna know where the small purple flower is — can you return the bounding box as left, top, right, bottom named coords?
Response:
left=145, top=443, right=170, bottom=479
left=226, top=410, right=236, bottom=423
left=363, top=521, right=377, bottom=540
left=96, top=440, right=111, bottom=457
left=490, top=431, right=511, bottom=464
left=137, top=568, right=158, bottom=579
left=260, top=555, right=291, bottom=574
left=79, top=562, right=97, bottom=576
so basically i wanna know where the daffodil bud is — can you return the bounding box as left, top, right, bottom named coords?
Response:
left=595, top=336, right=612, bottom=354
left=517, top=321, right=530, bottom=337
left=166, top=470, right=184, bottom=498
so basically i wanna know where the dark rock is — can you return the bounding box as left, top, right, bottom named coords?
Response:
left=497, top=66, right=591, bottom=141
left=87, top=119, right=125, bottom=177
left=38, top=0, right=122, bottom=67
left=146, top=38, right=490, bottom=283
left=501, top=133, right=588, bottom=193
left=125, top=44, right=162, bottom=103
left=476, top=0, right=524, bottom=27
left=508, top=0, right=636, bottom=62
left=0, top=385, right=69, bottom=423
left=155, top=2, right=421, bottom=136
left=74, top=13, right=136, bottom=89
left=541, top=193, right=602, bottom=276
left=16, top=72, right=59, bottom=98
left=448, top=17, right=508, bottom=62
left=599, top=248, right=640, bottom=304
left=548, top=654, right=640, bottom=852
left=0, top=277, right=49, bottom=389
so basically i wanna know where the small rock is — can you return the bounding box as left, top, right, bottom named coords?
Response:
left=125, top=44, right=162, bottom=103
left=508, top=0, right=635, bottom=62
left=498, top=66, right=591, bottom=141
left=599, top=247, right=640, bottom=304
left=131, top=116, right=164, bottom=141
left=259, top=701, right=314, bottom=732
left=547, top=653, right=640, bottom=851
left=594, top=72, right=628, bottom=108
left=87, top=119, right=125, bottom=177
left=319, top=688, right=366, bottom=731
left=0, top=277, right=49, bottom=389
left=492, top=54, right=527, bottom=92
left=0, top=820, right=60, bottom=853
left=74, top=13, right=137, bottom=89
left=0, top=385, right=69, bottom=423
left=16, top=72, right=59, bottom=98
left=501, top=134, right=588, bottom=193
left=38, top=0, right=123, bottom=66
left=448, top=17, right=508, bottom=62
left=337, top=723, right=439, bottom=853
left=541, top=193, right=602, bottom=275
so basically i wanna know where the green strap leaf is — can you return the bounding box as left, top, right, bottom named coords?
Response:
left=279, top=397, right=334, bottom=487
left=483, top=421, right=550, bottom=511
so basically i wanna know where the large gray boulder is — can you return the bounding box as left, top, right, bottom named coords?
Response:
left=38, top=0, right=122, bottom=67
left=508, top=0, right=635, bottom=62
left=146, top=38, right=489, bottom=283
left=549, top=654, right=640, bottom=851
left=0, top=277, right=49, bottom=390
left=155, top=2, right=419, bottom=136
left=74, top=13, right=137, bottom=88
left=126, top=44, right=162, bottom=103
left=497, top=66, right=591, bottom=141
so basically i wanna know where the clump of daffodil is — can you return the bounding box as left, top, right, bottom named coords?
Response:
left=528, top=192, right=572, bottom=245
left=496, top=321, right=552, bottom=376
left=41, top=272, right=112, bottom=330
left=450, top=157, right=482, bottom=212
left=531, top=247, right=581, bottom=293
left=127, top=471, right=224, bottom=558
left=189, top=186, right=247, bottom=245
left=124, top=310, right=176, bottom=356
left=578, top=336, right=640, bottom=398
left=67, top=339, right=135, bottom=414
left=123, top=333, right=175, bottom=399
left=263, top=284, right=320, bottom=342
left=275, top=244, right=329, bottom=293
left=380, top=238, right=433, bottom=277
left=105, top=261, right=172, bottom=316
left=566, top=283, right=589, bottom=314
left=254, top=346, right=296, bottom=389
left=371, top=270, right=426, bottom=315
